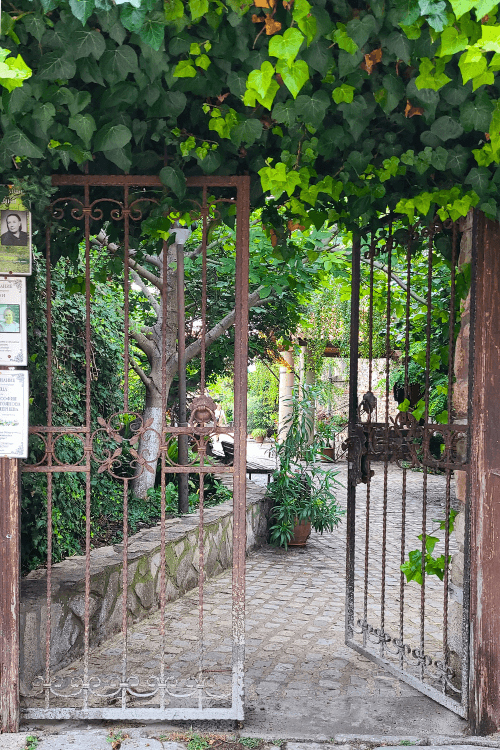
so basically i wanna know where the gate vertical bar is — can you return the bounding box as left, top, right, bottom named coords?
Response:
left=0, top=457, right=20, bottom=732
left=176, top=241, right=189, bottom=514
left=232, top=176, right=250, bottom=720
left=380, top=225, right=392, bottom=657
left=346, top=234, right=361, bottom=643
left=469, top=211, right=500, bottom=734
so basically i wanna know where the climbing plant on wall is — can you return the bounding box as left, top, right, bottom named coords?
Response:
left=2, top=0, right=500, bottom=238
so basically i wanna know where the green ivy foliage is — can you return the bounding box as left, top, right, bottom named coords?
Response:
left=22, top=251, right=127, bottom=571
left=1, top=0, right=500, bottom=233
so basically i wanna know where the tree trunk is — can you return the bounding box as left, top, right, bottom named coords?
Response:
left=132, top=398, right=165, bottom=499
left=131, top=242, right=178, bottom=499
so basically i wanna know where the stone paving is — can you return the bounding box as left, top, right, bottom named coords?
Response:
left=22, top=458, right=466, bottom=738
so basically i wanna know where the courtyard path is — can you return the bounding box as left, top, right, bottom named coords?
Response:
left=26, top=460, right=466, bottom=738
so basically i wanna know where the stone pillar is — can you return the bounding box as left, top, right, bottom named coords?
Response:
left=278, top=349, right=294, bottom=440
left=299, top=345, right=315, bottom=443
left=448, top=211, right=472, bottom=680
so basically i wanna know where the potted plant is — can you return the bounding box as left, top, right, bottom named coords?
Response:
left=251, top=427, right=267, bottom=444
left=267, top=385, right=344, bottom=549
left=316, top=413, right=347, bottom=461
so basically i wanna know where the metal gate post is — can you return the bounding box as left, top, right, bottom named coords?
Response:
left=469, top=211, right=500, bottom=734
left=0, top=457, right=20, bottom=732
left=345, top=234, right=361, bottom=643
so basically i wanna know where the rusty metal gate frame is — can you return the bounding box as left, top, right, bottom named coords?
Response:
left=345, top=217, right=475, bottom=718
left=15, top=173, right=250, bottom=722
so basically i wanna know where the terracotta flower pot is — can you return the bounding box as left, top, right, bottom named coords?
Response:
left=288, top=519, right=311, bottom=547
left=321, top=447, right=335, bottom=461
left=254, top=436, right=265, bottom=444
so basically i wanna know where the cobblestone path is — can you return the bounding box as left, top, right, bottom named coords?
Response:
left=29, top=463, right=465, bottom=737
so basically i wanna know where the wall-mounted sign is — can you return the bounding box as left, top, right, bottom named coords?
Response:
left=0, top=277, right=27, bottom=366
left=0, top=370, right=29, bottom=459
left=0, top=188, right=32, bottom=276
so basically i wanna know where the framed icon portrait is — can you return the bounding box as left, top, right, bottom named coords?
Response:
left=0, top=189, right=32, bottom=275
left=0, top=277, right=27, bottom=365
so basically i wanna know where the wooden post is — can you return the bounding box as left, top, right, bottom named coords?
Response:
left=469, top=212, right=500, bottom=734
left=0, top=457, right=20, bottom=732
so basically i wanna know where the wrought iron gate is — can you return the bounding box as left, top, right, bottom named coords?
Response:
left=20, top=174, right=250, bottom=721
left=345, top=216, right=475, bottom=717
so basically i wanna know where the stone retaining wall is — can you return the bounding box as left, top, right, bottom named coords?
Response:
left=20, top=479, right=270, bottom=695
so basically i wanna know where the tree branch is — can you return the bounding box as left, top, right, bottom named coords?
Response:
left=184, top=286, right=269, bottom=364
left=129, top=269, right=160, bottom=317
left=129, top=248, right=162, bottom=269
left=129, top=356, right=152, bottom=390
left=128, top=254, right=163, bottom=291
left=360, top=257, right=428, bottom=306
left=130, top=328, right=154, bottom=358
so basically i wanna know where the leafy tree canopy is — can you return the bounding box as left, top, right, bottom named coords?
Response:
left=2, top=0, right=500, bottom=234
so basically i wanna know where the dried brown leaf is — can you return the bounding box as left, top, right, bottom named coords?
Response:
left=404, top=100, right=424, bottom=118
left=361, top=47, right=382, bottom=74
left=265, top=15, right=281, bottom=34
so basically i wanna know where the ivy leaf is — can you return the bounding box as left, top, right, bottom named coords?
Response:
left=396, top=0, right=420, bottom=26
left=385, top=31, right=412, bottom=63
left=459, top=47, right=487, bottom=85
left=338, top=49, right=364, bottom=77
left=0, top=51, right=32, bottom=92
left=473, top=0, right=498, bottom=17
left=246, top=61, right=275, bottom=99
left=174, top=60, right=197, bottom=77
left=164, top=0, right=184, bottom=21
left=189, top=0, right=209, bottom=21
left=332, top=83, right=355, bottom=103
left=431, top=116, right=464, bottom=141
left=68, top=0, right=95, bottom=25
left=32, top=102, right=56, bottom=133
left=163, top=91, right=187, bottom=118
left=197, top=149, right=222, bottom=173
left=446, top=145, right=470, bottom=175
left=38, top=52, right=77, bottom=80
left=72, top=29, right=106, bottom=60
left=160, top=165, right=186, bottom=198
left=448, top=0, right=475, bottom=17
left=94, top=122, right=132, bottom=151
left=291, top=0, right=312, bottom=21
left=460, top=93, right=494, bottom=132
left=298, top=14, right=317, bottom=45
left=2, top=128, right=44, bottom=158
left=488, top=101, right=500, bottom=153
left=417, top=0, right=447, bottom=31
left=296, top=90, right=329, bottom=127
left=276, top=59, right=309, bottom=98
left=230, top=118, right=263, bottom=147
left=22, top=14, right=46, bottom=42
left=69, top=91, right=91, bottom=116
left=104, top=147, right=132, bottom=172
left=301, top=39, right=331, bottom=76
left=415, top=58, right=451, bottom=90
left=272, top=100, right=297, bottom=126
left=100, top=46, right=138, bottom=85
left=334, top=26, right=358, bottom=54
left=269, top=28, right=305, bottom=65
left=119, top=4, right=147, bottom=32
left=431, top=145, right=449, bottom=170
left=68, top=113, right=96, bottom=147
left=437, top=26, right=468, bottom=56
left=244, top=79, right=280, bottom=109
left=346, top=15, right=377, bottom=48
left=195, top=54, right=211, bottom=70
left=465, top=167, right=491, bottom=194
